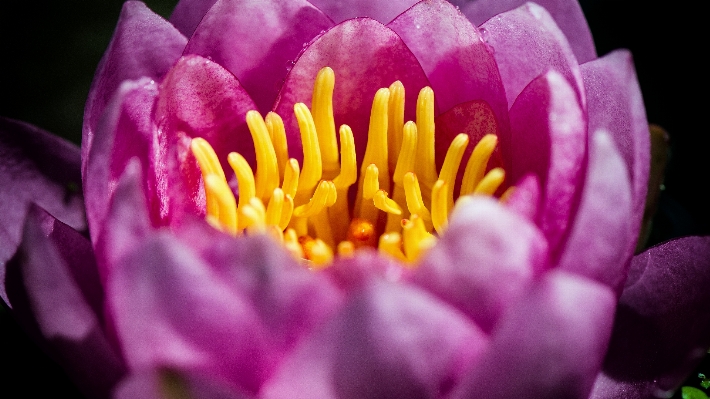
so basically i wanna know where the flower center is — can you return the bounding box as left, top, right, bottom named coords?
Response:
left=191, top=67, right=508, bottom=268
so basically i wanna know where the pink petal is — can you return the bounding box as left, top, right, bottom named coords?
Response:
left=504, top=173, right=541, bottom=221
left=450, top=270, right=616, bottom=399
left=0, top=118, right=85, bottom=305
left=114, top=368, right=251, bottom=399
left=413, top=197, right=547, bottom=333
left=479, top=2, right=585, bottom=108
left=307, top=0, right=419, bottom=24
left=509, top=70, right=586, bottom=261
left=593, top=236, right=710, bottom=396
left=169, top=0, right=218, bottom=38
left=581, top=50, right=650, bottom=263
left=326, top=249, right=411, bottom=292
left=460, top=0, right=596, bottom=63
left=83, top=1, right=186, bottom=178
left=184, top=0, right=333, bottom=113
left=262, top=280, right=488, bottom=399
left=273, top=18, right=431, bottom=166
left=558, top=130, right=633, bottom=293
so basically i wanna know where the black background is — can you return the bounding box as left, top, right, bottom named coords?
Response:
left=0, top=0, right=707, bottom=397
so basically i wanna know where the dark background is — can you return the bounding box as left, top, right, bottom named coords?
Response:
left=0, top=0, right=707, bottom=397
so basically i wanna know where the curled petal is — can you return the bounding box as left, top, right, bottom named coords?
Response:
left=307, top=0, right=419, bottom=24
left=169, top=0, right=219, bottom=38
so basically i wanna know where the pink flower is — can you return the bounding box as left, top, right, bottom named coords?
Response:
left=1, top=0, right=708, bottom=398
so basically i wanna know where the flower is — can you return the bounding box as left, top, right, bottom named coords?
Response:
left=1, top=0, right=709, bottom=398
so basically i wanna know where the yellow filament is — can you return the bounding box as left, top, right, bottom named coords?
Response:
left=282, top=158, right=300, bottom=198
left=474, top=167, right=505, bottom=196
left=279, top=195, right=294, bottom=231
left=190, top=137, right=226, bottom=180
left=266, top=188, right=284, bottom=226
left=294, top=103, right=322, bottom=199
left=293, top=180, right=335, bottom=218
left=431, top=179, right=449, bottom=234
left=357, top=88, right=390, bottom=210
left=337, top=241, right=355, bottom=257
left=387, top=81, right=405, bottom=173
left=403, top=172, right=432, bottom=223
left=307, top=239, right=333, bottom=268
left=227, top=152, right=256, bottom=209
left=332, top=125, right=357, bottom=190
left=439, top=133, right=470, bottom=209
left=379, top=232, right=407, bottom=262
left=204, top=174, right=238, bottom=236
left=374, top=190, right=402, bottom=215
left=415, top=87, right=437, bottom=196
left=265, top=112, right=289, bottom=180
left=363, top=164, right=379, bottom=199
left=393, top=121, right=418, bottom=185
left=311, top=67, right=339, bottom=179
left=284, top=228, right=304, bottom=258
left=246, top=111, right=279, bottom=201
left=402, top=215, right=436, bottom=261
left=241, top=199, right=266, bottom=235
left=461, top=134, right=498, bottom=196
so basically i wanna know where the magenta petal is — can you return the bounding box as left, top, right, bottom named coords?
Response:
left=169, top=0, right=218, bottom=38
left=593, top=236, right=710, bottom=395
left=307, top=0, right=418, bottom=24
left=451, top=270, right=616, bottom=399
left=185, top=0, right=333, bottom=113
left=108, top=231, right=276, bottom=394
left=558, top=130, right=633, bottom=293
left=114, top=369, right=251, bottom=399
left=262, top=280, right=488, bottom=399
left=581, top=50, right=650, bottom=260
left=504, top=173, right=541, bottom=221
left=83, top=1, right=186, bottom=177
left=461, top=0, right=596, bottom=63
left=480, top=2, right=585, bottom=108
left=0, top=118, right=85, bottom=305
left=414, top=197, right=547, bottom=333
left=6, top=206, right=125, bottom=399
left=326, top=249, right=411, bottom=292
left=388, top=0, right=509, bottom=124
left=509, top=70, right=586, bottom=261
left=273, top=18, right=431, bottom=166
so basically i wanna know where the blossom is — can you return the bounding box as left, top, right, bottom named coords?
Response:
left=1, top=0, right=709, bottom=398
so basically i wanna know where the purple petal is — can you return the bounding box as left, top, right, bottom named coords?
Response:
left=85, top=78, right=159, bottom=244
left=325, top=249, right=411, bottom=292
left=0, top=118, right=85, bottom=305
left=262, top=280, right=488, bottom=399
left=83, top=1, right=186, bottom=178
left=184, top=0, right=333, bottom=113
left=114, top=368, right=251, bottom=399
left=450, top=270, right=616, bottom=399
left=558, top=130, right=633, bottom=293
left=504, top=173, right=541, bottom=221
left=169, top=0, right=218, bottom=38
left=509, top=70, right=586, bottom=262
left=581, top=50, right=650, bottom=262
left=107, top=231, right=276, bottom=394
left=273, top=18, right=431, bottom=166
left=479, top=2, right=585, bottom=108
left=5, top=206, right=125, bottom=399
left=388, top=0, right=509, bottom=124
left=307, top=0, right=418, bottom=24
left=593, top=236, right=710, bottom=396
left=413, top=197, right=547, bottom=333
left=461, top=0, right=596, bottom=63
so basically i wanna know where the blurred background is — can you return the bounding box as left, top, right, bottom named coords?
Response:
left=1, top=0, right=707, bottom=397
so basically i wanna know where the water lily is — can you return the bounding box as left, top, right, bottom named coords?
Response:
left=1, top=0, right=709, bottom=398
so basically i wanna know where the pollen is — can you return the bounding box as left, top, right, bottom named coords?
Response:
left=190, top=67, right=508, bottom=267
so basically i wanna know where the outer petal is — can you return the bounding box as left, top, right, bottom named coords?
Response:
left=5, top=206, right=125, bottom=399
left=509, top=70, right=586, bottom=261
left=114, top=368, right=251, bottom=399
left=581, top=50, right=650, bottom=262
left=184, top=0, right=333, bottom=113
left=169, top=0, right=219, bottom=38
left=413, top=197, right=547, bottom=333
left=262, top=280, right=488, bottom=399
left=461, top=0, right=596, bottom=63
left=307, top=0, right=418, bottom=24
left=451, top=270, right=616, bottom=399
left=480, top=2, right=585, bottom=108
left=558, top=130, right=633, bottom=293
left=592, top=237, right=710, bottom=397
left=83, top=1, right=186, bottom=177
left=273, top=18, right=431, bottom=166
left=504, top=173, right=541, bottom=221
left=0, top=118, right=85, bottom=305
left=326, top=249, right=411, bottom=292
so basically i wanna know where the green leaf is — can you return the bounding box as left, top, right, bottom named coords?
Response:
left=683, top=386, right=710, bottom=399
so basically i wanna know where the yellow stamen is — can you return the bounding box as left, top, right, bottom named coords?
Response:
left=337, top=241, right=355, bottom=257
left=311, top=67, right=340, bottom=179
left=265, top=112, right=289, bottom=181
left=500, top=186, right=515, bottom=203
left=415, top=87, right=437, bottom=198
left=190, top=137, right=226, bottom=179
left=330, top=124, right=357, bottom=242
left=241, top=197, right=266, bottom=235
left=363, top=164, right=380, bottom=199
left=279, top=195, right=294, bottom=231
left=305, top=238, right=333, bottom=268
left=265, top=188, right=284, bottom=226
left=373, top=190, right=402, bottom=215
left=387, top=81, right=405, bottom=173
left=346, top=218, right=377, bottom=249
left=393, top=121, right=418, bottom=186
left=356, top=87, right=390, bottom=217
left=294, top=103, right=322, bottom=202
left=431, top=179, right=449, bottom=234
left=227, top=152, right=256, bottom=209
left=246, top=110, right=279, bottom=201
left=474, top=167, right=505, bottom=196
left=379, top=232, right=407, bottom=262
left=281, top=158, right=300, bottom=198
left=293, top=180, right=335, bottom=218
left=284, top=228, right=304, bottom=258
left=403, top=172, right=432, bottom=223
left=460, top=134, right=497, bottom=196
left=402, top=215, right=436, bottom=261
left=204, top=174, right=238, bottom=236
left=439, top=133, right=469, bottom=209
